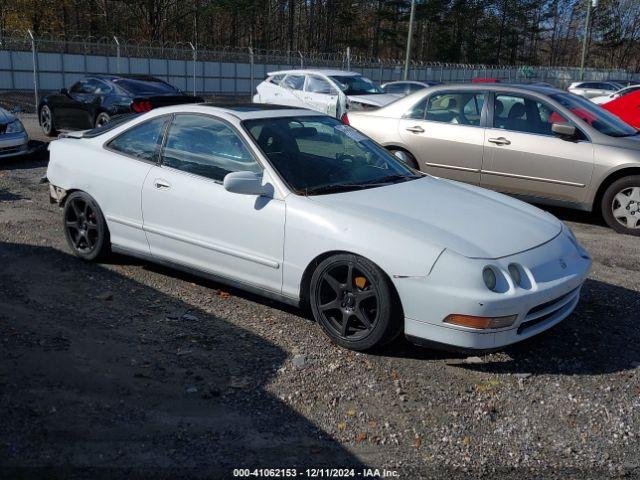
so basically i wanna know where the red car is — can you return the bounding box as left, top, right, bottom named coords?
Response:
left=601, top=90, right=640, bottom=129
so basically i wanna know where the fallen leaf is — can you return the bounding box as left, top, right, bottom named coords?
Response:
left=413, top=436, right=422, bottom=448
left=390, top=369, right=398, bottom=381
left=337, top=422, right=346, bottom=431
left=355, top=432, right=367, bottom=443
left=475, top=379, right=501, bottom=392
left=218, top=291, right=230, bottom=299
left=368, top=420, right=377, bottom=429
left=346, top=409, right=357, bottom=418
left=462, top=436, right=471, bottom=446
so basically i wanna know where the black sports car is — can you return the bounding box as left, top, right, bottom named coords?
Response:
left=38, top=75, right=202, bottom=136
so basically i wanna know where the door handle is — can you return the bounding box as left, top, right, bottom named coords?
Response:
left=154, top=179, right=171, bottom=190
left=405, top=125, right=425, bottom=133
left=488, top=137, right=511, bottom=146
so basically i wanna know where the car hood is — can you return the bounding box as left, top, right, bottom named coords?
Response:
left=347, top=94, right=400, bottom=107
left=310, top=177, right=562, bottom=259
left=0, top=108, right=16, bottom=125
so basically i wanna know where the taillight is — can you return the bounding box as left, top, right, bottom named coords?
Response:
left=341, top=113, right=349, bottom=125
left=131, top=100, right=153, bottom=113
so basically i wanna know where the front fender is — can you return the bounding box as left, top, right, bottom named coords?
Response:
left=281, top=195, right=444, bottom=299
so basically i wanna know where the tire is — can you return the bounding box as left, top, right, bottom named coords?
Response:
left=40, top=105, right=57, bottom=137
left=601, top=175, right=640, bottom=236
left=94, top=112, right=110, bottom=129
left=63, top=192, right=110, bottom=261
left=389, top=149, right=419, bottom=170
left=309, top=253, right=402, bottom=351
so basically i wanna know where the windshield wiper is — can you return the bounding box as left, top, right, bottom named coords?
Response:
left=304, top=183, right=375, bottom=195
left=361, top=174, right=421, bottom=186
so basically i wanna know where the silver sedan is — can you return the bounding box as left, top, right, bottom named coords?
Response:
left=346, top=83, right=640, bottom=236
left=0, top=107, right=29, bottom=159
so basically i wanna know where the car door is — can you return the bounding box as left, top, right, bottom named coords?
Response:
left=65, top=78, right=100, bottom=129
left=303, top=75, right=339, bottom=116
left=141, top=113, right=285, bottom=293
left=481, top=92, right=594, bottom=206
left=398, top=90, right=487, bottom=184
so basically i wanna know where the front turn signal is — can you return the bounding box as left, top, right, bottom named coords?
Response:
left=444, top=314, right=517, bottom=330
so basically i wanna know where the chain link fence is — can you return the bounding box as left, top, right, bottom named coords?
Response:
left=1, top=31, right=638, bottom=112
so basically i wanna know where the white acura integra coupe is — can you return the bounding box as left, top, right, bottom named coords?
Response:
left=46, top=104, right=591, bottom=351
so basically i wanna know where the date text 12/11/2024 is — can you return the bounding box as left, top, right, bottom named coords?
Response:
left=233, top=468, right=400, bottom=478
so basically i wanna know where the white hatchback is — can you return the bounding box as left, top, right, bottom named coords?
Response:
left=46, top=104, right=591, bottom=351
left=253, top=69, right=399, bottom=118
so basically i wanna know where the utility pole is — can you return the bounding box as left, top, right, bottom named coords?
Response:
left=580, top=0, right=597, bottom=80
left=403, top=0, right=416, bottom=81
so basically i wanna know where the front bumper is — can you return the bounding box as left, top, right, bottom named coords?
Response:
left=395, top=233, right=591, bottom=350
left=0, top=132, right=30, bottom=158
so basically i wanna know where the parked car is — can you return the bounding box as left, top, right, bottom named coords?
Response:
left=0, top=107, right=29, bottom=159
left=567, top=81, right=623, bottom=99
left=601, top=89, right=640, bottom=129
left=607, top=79, right=640, bottom=88
left=381, top=81, right=441, bottom=96
left=252, top=69, right=398, bottom=118
left=45, top=103, right=590, bottom=351
left=38, top=74, right=202, bottom=136
left=345, top=83, right=640, bottom=235
left=591, top=84, right=640, bottom=105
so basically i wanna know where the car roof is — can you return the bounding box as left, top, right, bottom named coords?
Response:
left=148, top=102, right=325, bottom=120
left=267, top=69, right=362, bottom=77
left=91, top=74, right=168, bottom=83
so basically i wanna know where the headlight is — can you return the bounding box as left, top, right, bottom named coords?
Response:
left=482, top=266, right=497, bottom=291
left=5, top=120, right=24, bottom=134
left=508, top=263, right=522, bottom=286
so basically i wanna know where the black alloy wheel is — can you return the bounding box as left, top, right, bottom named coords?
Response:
left=63, top=192, right=110, bottom=260
left=310, top=254, right=401, bottom=351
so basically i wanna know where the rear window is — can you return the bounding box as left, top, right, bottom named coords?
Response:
left=114, top=78, right=181, bottom=96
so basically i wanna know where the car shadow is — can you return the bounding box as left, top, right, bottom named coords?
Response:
left=535, top=203, right=606, bottom=228
left=106, top=254, right=640, bottom=377
left=0, top=242, right=367, bottom=478
left=0, top=142, right=49, bottom=171
left=382, top=278, right=640, bottom=376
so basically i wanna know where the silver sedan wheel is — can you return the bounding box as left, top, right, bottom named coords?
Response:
left=612, top=186, right=640, bottom=229
left=40, top=106, right=52, bottom=133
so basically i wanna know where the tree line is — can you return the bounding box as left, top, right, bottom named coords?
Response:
left=1, top=0, right=639, bottom=69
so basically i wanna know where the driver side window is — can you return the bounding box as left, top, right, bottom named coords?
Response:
left=305, top=75, right=333, bottom=95
left=162, top=115, right=261, bottom=182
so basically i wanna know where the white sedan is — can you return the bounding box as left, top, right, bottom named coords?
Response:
left=46, top=104, right=591, bottom=351
left=253, top=69, right=399, bottom=118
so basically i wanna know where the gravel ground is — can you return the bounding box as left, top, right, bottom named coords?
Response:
left=1, top=116, right=639, bottom=479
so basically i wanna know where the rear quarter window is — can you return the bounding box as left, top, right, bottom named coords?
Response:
left=106, top=116, right=168, bottom=161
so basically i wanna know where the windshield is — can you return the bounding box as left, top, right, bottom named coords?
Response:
left=244, top=116, right=420, bottom=195
left=329, top=75, right=382, bottom=95
left=550, top=92, right=637, bottom=137
left=114, top=78, right=181, bottom=96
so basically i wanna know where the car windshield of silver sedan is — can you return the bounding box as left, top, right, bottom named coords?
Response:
left=550, top=92, right=638, bottom=137
left=329, top=76, right=382, bottom=95
left=244, top=116, right=420, bottom=195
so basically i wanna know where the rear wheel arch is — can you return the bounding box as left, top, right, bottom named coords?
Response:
left=384, top=145, right=420, bottom=169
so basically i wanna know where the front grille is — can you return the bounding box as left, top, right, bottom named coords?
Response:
left=517, top=287, right=580, bottom=335
left=0, top=145, right=23, bottom=156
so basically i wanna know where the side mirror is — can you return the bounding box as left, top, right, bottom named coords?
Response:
left=60, top=88, right=69, bottom=95
left=551, top=122, right=576, bottom=138
left=223, top=171, right=267, bottom=196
